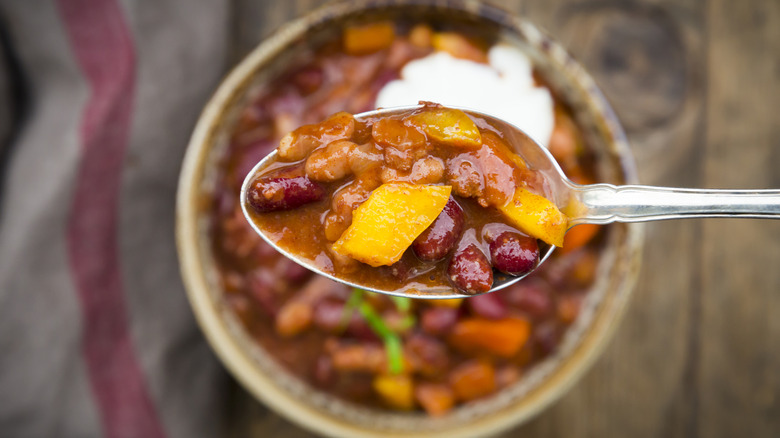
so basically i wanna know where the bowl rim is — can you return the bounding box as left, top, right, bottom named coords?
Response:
left=176, top=1, right=644, bottom=436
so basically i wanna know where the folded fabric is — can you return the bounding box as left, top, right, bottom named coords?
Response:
left=0, top=1, right=232, bottom=436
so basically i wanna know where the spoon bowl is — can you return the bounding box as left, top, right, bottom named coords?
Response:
left=240, top=105, right=561, bottom=298
left=241, top=105, right=780, bottom=298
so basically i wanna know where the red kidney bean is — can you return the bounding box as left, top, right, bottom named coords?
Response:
left=291, top=66, right=324, bottom=95
left=413, top=197, right=464, bottom=261
left=346, top=317, right=381, bottom=343
left=502, top=278, right=552, bottom=319
left=488, top=231, right=539, bottom=276
left=247, top=272, right=278, bottom=317
left=405, top=333, right=450, bottom=377
left=421, top=306, right=458, bottom=335
left=447, top=244, right=493, bottom=294
left=534, top=321, right=560, bottom=356
left=467, top=293, right=507, bottom=320
left=313, top=355, right=336, bottom=387
left=236, top=140, right=275, bottom=181
left=385, top=258, right=412, bottom=282
left=313, top=300, right=346, bottom=333
left=246, top=176, right=325, bottom=212
left=225, top=294, right=254, bottom=329
left=281, top=259, right=312, bottom=285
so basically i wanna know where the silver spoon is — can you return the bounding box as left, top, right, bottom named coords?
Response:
left=241, top=105, right=780, bottom=299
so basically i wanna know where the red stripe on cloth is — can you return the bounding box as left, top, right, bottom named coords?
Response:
left=57, top=1, right=166, bottom=437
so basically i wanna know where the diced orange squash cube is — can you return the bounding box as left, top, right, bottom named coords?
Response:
left=332, top=183, right=451, bottom=266
left=497, top=188, right=568, bottom=247
left=448, top=317, right=531, bottom=358
left=373, top=374, right=415, bottom=410
left=431, top=32, right=488, bottom=63
left=449, top=360, right=496, bottom=401
left=430, top=298, right=463, bottom=308
left=406, top=108, right=482, bottom=149
left=343, top=22, right=395, bottom=55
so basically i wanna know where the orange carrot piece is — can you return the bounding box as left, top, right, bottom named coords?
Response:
left=448, top=317, right=531, bottom=358
left=449, top=360, right=496, bottom=401
left=343, top=22, right=395, bottom=55
left=561, top=223, right=600, bottom=254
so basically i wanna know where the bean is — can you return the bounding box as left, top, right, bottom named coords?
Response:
left=413, top=197, right=464, bottom=261
left=557, top=294, right=582, bottom=324
left=246, top=176, right=325, bottom=212
left=410, top=156, right=445, bottom=184
left=305, top=140, right=357, bottom=181
left=534, top=322, right=560, bottom=356
left=488, top=231, right=539, bottom=276
left=373, top=118, right=429, bottom=171
left=281, top=259, right=312, bottom=284
left=275, top=300, right=313, bottom=338
left=415, top=383, right=454, bottom=417
left=372, top=117, right=426, bottom=150
left=380, top=156, right=444, bottom=185
left=220, top=270, right=245, bottom=294
left=495, top=365, right=521, bottom=388
left=328, top=244, right=360, bottom=274
left=502, top=278, right=552, bottom=319
left=236, top=139, right=275, bottom=182
left=543, top=249, right=595, bottom=289
left=348, top=142, right=384, bottom=175
left=248, top=271, right=278, bottom=316
left=351, top=119, right=375, bottom=144
left=313, top=355, right=336, bottom=387
left=445, top=154, right=484, bottom=199
left=225, top=294, right=254, bottom=329
left=421, top=306, right=458, bottom=335
left=278, top=112, right=355, bottom=161
left=404, top=333, right=449, bottom=377
left=466, top=293, right=507, bottom=320
left=291, top=66, right=324, bottom=95
left=323, top=171, right=381, bottom=241
left=383, top=145, right=430, bottom=171
left=382, top=309, right=413, bottom=334
left=345, top=317, right=381, bottom=343
left=386, top=258, right=412, bottom=282
left=318, top=112, right=356, bottom=139
left=313, top=300, right=346, bottom=333
left=447, top=244, right=493, bottom=294
left=330, top=342, right=386, bottom=373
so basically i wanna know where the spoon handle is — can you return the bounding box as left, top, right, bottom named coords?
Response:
left=569, top=184, right=780, bottom=226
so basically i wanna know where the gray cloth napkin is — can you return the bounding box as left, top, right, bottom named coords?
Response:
left=0, top=1, right=234, bottom=436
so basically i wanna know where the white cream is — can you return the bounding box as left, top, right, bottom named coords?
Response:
left=376, top=45, right=555, bottom=147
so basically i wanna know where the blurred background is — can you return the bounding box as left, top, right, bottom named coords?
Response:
left=0, top=0, right=778, bottom=437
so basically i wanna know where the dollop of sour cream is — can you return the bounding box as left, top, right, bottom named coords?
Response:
left=376, top=45, right=555, bottom=147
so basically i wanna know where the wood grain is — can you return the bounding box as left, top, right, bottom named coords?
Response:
left=224, top=1, right=780, bottom=436
left=699, top=1, right=780, bottom=437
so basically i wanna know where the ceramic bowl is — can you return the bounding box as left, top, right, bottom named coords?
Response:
left=176, top=1, right=643, bottom=436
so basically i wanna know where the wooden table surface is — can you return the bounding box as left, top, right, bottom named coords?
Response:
left=226, top=1, right=780, bottom=436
